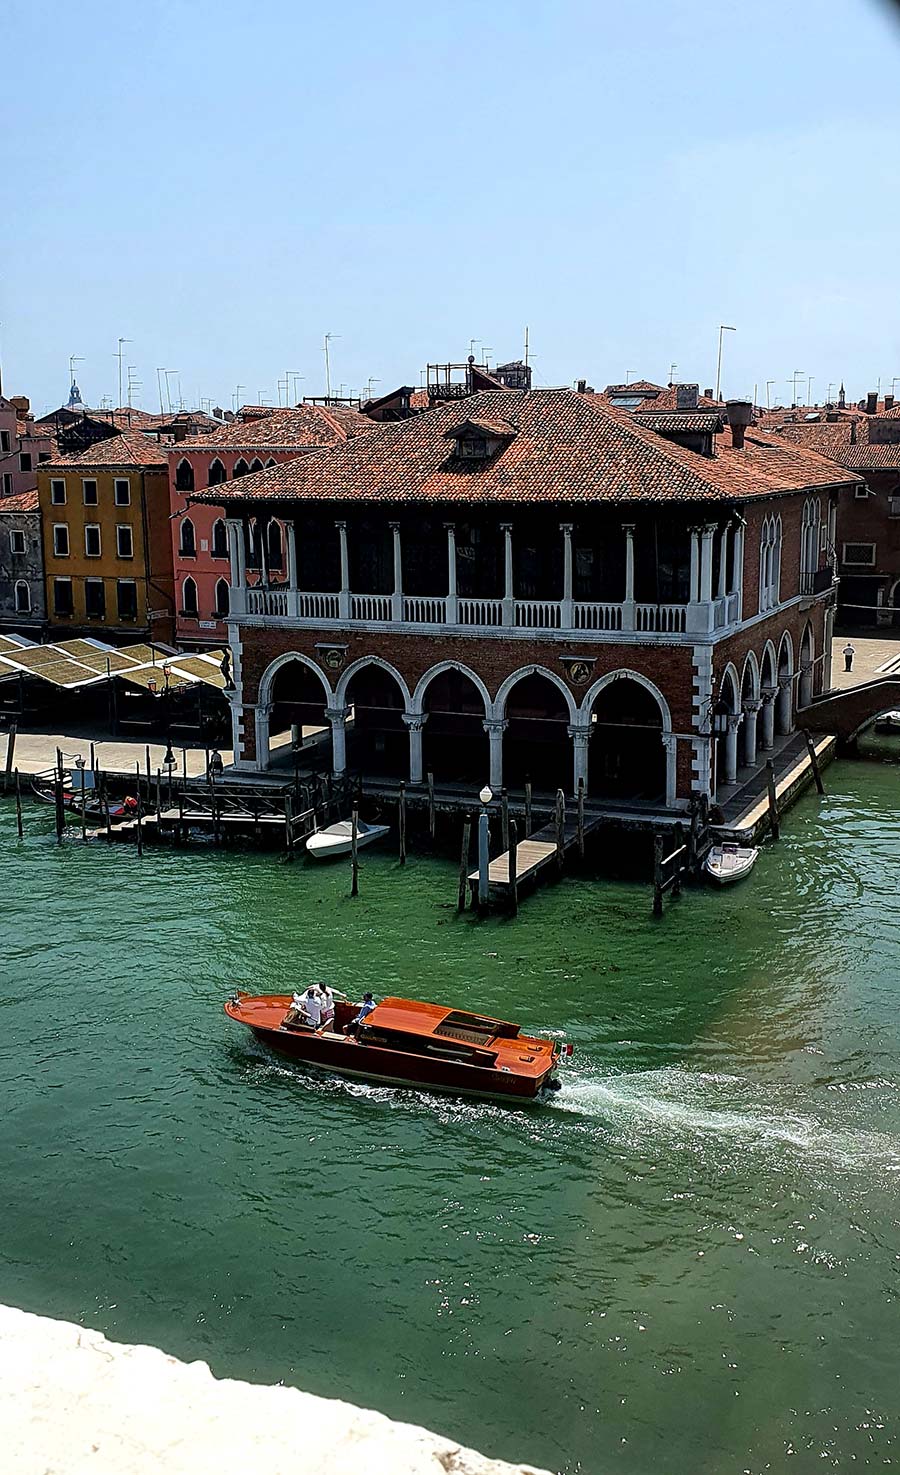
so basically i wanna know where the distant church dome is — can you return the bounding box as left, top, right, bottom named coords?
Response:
left=67, top=379, right=85, bottom=411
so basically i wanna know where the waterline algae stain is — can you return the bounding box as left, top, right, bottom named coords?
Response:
left=1, top=760, right=899, bottom=1473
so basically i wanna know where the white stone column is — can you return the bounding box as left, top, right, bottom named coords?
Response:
left=336, top=521, right=350, bottom=619
left=724, top=713, right=742, bottom=785
left=689, top=527, right=701, bottom=603
left=622, top=523, right=636, bottom=629
left=500, top=524, right=514, bottom=626
left=254, top=702, right=273, bottom=772
left=444, top=522, right=458, bottom=623
left=226, top=518, right=246, bottom=613
left=700, top=524, right=716, bottom=603
left=403, top=712, right=427, bottom=785
left=568, top=722, right=591, bottom=794
left=389, top=520, right=403, bottom=621
left=732, top=522, right=745, bottom=618
left=326, top=704, right=350, bottom=775
left=742, top=699, right=760, bottom=766
left=717, top=525, right=729, bottom=598
left=760, top=688, right=777, bottom=750
left=483, top=718, right=507, bottom=790
left=661, top=731, right=678, bottom=808
left=799, top=663, right=813, bottom=709
left=285, top=522, right=298, bottom=589
left=560, top=523, right=574, bottom=628
left=777, top=674, right=793, bottom=735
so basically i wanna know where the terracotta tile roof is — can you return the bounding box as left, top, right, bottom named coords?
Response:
left=634, top=386, right=722, bottom=412
left=874, top=404, right=900, bottom=420
left=834, top=442, right=900, bottom=470
left=632, top=411, right=724, bottom=434
left=179, top=403, right=375, bottom=451
left=773, top=419, right=870, bottom=461
left=604, top=380, right=663, bottom=394
left=43, top=430, right=167, bottom=470
left=0, top=488, right=39, bottom=512
left=189, top=388, right=860, bottom=510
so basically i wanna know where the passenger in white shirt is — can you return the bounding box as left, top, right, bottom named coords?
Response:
left=300, top=987, right=322, bottom=1029
left=316, top=984, right=335, bottom=1027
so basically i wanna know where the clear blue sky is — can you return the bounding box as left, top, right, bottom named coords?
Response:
left=3, top=0, right=899, bottom=415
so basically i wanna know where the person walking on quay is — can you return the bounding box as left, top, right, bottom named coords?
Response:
left=843, top=642, right=856, bottom=672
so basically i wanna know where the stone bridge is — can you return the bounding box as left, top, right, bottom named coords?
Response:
left=799, top=677, right=900, bottom=745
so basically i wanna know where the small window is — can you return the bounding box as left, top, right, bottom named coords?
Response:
left=249, top=458, right=264, bottom=473
left=116, top=525, right=134, bottom=559
left=38, top=451, right=51, bottom=463
left=85, top=579, right=106, bottom=619
left=0, top=430, right=9, bottom=452
left=458, top=434, right=488, bottom=460
left=175, top=459, right=194, bottom=492
left=2, top=473, right=11, bottom=496
left=19, top=452, right=32, bottom=473
left=854, top=485, right=869, bottom=500
left=208, top=458, right=227, bottom=486
left=179, top=517, right=196, bottom=558
left=181, top=575, right=199, bottom=616
left=267, top=520, right=283, bottom=568
left=85, top=524, right=102, bottom=558
left=53, top=524, right=70, bottom=557
left=233, top=458, right=250, bottom=478
left=9, top=529, right=26, bottom=555
left=50, top=479, right=66, bottom=504
left=53, top=577, right=74, bottom=617
left=214, top=577, right=230, bottom=616
left=114, top=479, right=131, bottom=506
left=842, top=542, right=876, bottom=566
left=117, top=580, right=138, bottom=621
left=14, top=580, right=30, bottom=614
left=819, top=523, right=828, bottom=551
left=82, top=479, right=98, bottom=505
left=211, top=519, right=229, bottom=558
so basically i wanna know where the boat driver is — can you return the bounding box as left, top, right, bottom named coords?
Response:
left=343, top=992, right=376, bottom=1037
left=316, top=983, right=335, bottom=1027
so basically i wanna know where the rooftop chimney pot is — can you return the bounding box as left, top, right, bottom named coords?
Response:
left=726, top=399, right=753, bottom=450
left=866, top=391, right=878, bottom=415
left=884, top=395, right=895, bottom=412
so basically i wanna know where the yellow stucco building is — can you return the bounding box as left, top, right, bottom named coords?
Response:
left=38, top=431, right=175, bottom=642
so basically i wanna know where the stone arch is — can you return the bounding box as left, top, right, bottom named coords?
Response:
left=174, top=458, right=194, bottom=492
left=179, top=516, right=196, bottom=558
left=249, top=458, right=264, bottom=473
left=720, top=662, right=741, bottom=713
left=257, top=652, right=334, bottom=774
left=208, top=458, right=227, bottom=487
left=740, top=650, right=760, bottom=702
left=740, top=651, right=761, bottom=767
left=411, top=660, right=492, bottom=718
left=776, top=629, right=795, bottom=734
left=891, top=577, right=900, bottom=629
left=258, top=650, right=333, bottom=709
left=214, top=578, right=229, bottom=617
left=581, top=669, right=674, bottom=805
left=760, top=639, right=777, bottom=690
left=417, top=663, right=491, bottom=786
left=14, top=579, right=30, bottom=614
left=233, top=458, right=250, bottom=479
left=494, top=664, right=578, bottom=723
left=181, top=575, right=198, bottom=616
left=211, top=518, right=229, bottom=559
left=798, top=620, right=815, bottom=707
left=338, top=657, right=410, bottom=779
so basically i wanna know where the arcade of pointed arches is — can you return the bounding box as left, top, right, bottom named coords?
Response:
left=250, top=629, right=817, bottom=805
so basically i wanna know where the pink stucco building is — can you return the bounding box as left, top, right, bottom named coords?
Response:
left=0, top=394, right=54, bottom=499
left=169, top=404, right=374, bottom=646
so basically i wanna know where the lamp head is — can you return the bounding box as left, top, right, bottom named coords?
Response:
left=479, top=785, right=493, bottom=806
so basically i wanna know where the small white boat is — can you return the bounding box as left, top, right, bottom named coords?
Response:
left=873, top=711, right=900, bottom=734
left=704, top=842, right=759, bottom=885
left=305, top=818, right=390, bottom=860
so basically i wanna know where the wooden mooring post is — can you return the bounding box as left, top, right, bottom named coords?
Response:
left=398, top=782, right=407, bottom=864
left=4, top=722, right=17, bottom=793
left=457, top=815, right=472, bottom=912
left=350, top=807, right=360, bottom=897
left=104, top=777, right=113, bottom=842
left=765, top=759, right=780, bottom=841
left=89, top=741, right=96, bottom=775
left=508, top=819, right=519, bottom=916
left=524, top=779, right=532, bottom=836
left=653, top=828, right=687, bottom=917
left=134, top=763, right=143, bottom=857
left=802, top=729, right=825, bottom=795
left=54, top=748, right=65, bottom=843
left=555, top=788, right=565, bottom=874
left=576, top=777, right=585, bottom=860
left=427, top=771, right=436, bottom=839
left=652, top=835, right=665, bottom=917
left=14, top=769, right=23, bottom=838
left=501, top=787, right=510, bottom=853
left=145, top=745, right=151, bottom=788
left=284, top=795, right=294, bottom=861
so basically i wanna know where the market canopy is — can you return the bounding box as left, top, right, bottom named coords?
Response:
left=0, top=637, right=229, bottom=693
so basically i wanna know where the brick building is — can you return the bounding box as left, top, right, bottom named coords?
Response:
left=0, top=489, right=46, bottom=633
left=38, top=432, right=175, bottom=642
left=168, top=403, right=374, bottom=647
left=191, top=389, right=859, bottom=809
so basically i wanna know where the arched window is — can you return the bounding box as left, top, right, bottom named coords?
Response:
left=249, top=458, right=264, bottom=473
left=772, top=516, right=782, bottom=604
left=233, top=458, right=250, bottom=478
left=267, top=520, right=283, bottom=568
left=14, top=580, right=30, bottom=614
left=759, top=516, right=782, bottom=612
left=211, top=519, right=229, bottom=559
left=265, top=458, right=276, bottom=468
left=179, top=517, right=196, bottom=558
left=208, top=459, right=227, bottom=487
left=215, top=578, right=230, bottom=616
left=182, top=576, right=198, bottom=616
left=800, top=498, right=817, bottom=588
left=175, top=458, right=194, bottom=492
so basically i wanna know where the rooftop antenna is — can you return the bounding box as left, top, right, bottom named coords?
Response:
left=791, top=370, right=805, bottom=406
left=524, top=326, right=529, bottom=370
left=288, top=372, right=304, bottom=403
left=807, top=376, right=814, bottom=406
left=715, top=324, right=736, bottom=401
left=164, top=369, right=180, bottom=415
left=276, top=378, right=288, bottom=406
left=324, top=334, right=339, bottom=399
left=766, top=380, right=776, bottom=409
left=69, top=354, right=85, bottom=402
left=127, top=367, right=141, bottom=407
left=156, top=368, right=170, bottom=415
left=482, top=348, right=493, bottom=369
left=469, top=338, right=481, bottom=360
left=232, top=384, right=245, bottom=411
left=669, top=362, right=678, bottom=386
left=625, top=369, right=636, bottom=385
left=116, top=338, right=132, bottom=408
left=827, top=382, right=836, bottom=404
left=364, top=376, right=380, bottom=400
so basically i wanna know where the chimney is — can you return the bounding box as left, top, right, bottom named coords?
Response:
left=726, top=399, right=753, bottom=450
left=704, top=388, right=714, bottom=400
left=576, top=379, right=587, bottom=394
left=850, top=420, right=857, bottom=445
left=675, top=383, right=699, bottom=411
left=885, top=395, right=895, bottom=412
left=866, top=391, right=878, bottom=414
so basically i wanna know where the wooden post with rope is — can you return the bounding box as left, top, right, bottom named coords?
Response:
left=524, top=779, right=532, bottom=836
left=652, top=834, right=664, bottom=917
left=350, top=807, right=359, bottom=897
left=501, top=787, right=510, bottom=853
left=284, top=794, right=294, bottom=861
left=555, top=788, right=565, bottom=874
left=135, top=762, right=143, bottom=857
left=765, top=759, right=780, bottom=841
left=576, top=777, right=585, bottom=860
left=802, top=729, right=825, bottom=796
left=14, top=768, right=23, bottom=839
left=3, top=723, right=16, bottom=794
left=398, top=781, right=407, bottom=865
left=509, top=819, right=519, bottom=916
left=427, top=771, right=436, bottom=839
left=457, top=816, right=471, bottom=912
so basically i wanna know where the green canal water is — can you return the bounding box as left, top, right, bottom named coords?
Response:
left=2, top=758, right=899, bottom=1474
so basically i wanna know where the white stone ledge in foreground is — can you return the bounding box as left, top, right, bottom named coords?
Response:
left=0, top=1304, right=552, bottom=1475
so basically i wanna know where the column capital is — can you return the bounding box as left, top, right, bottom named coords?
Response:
left=499, top=521, right=513, bottom=533
left=443, top=520, right=456, bottom=532
left=388, top=520, right=401, bottom=531
left=660, top=731, right=678, bottom=753
left=778, top=674, right=793, bottom=693
left=402, top=712, right=428, bottom=731
left=761, top=685, right=777, bottom=703
left=334, top=519, right=347, bottom=531
left=567, top=722, right=592, bottom=743
left=726, top=713, right=743, bottom=732
left=483, top=718, right=509, bottom=736
left=559, top=521, right=574, bottom=534
left=325, top=705, right=350, bottom=725
left=743, top=698, right=762, bottom=714
left=621, top=521, right=636, bottom=533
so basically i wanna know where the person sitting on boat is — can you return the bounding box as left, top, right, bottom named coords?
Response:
left=343, top=992, right=376, bottom=1037
left=299, top=986, right=323, bottom=1029
left=316, top=984, right=335, bottom=1027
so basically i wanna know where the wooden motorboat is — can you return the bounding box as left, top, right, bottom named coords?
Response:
left=224, top=993, right=564, bottom=1102
left=305, top=818, right=390, bottom=860
left=31, top=768, right=137, bottom=823
left=704, top=842, right=759, bottom=885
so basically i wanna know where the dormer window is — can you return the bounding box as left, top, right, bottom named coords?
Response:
left=445, top=415, right=514, bottom=466
left=459, top=433, right=489, bottom=461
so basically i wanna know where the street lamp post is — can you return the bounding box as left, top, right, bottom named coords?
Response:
left=477, top=785, right=492, bottom=909
left=715, top=326, right=736, bottom=402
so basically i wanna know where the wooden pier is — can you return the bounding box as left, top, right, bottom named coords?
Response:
left=468, top=809, right=604, bottom=901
